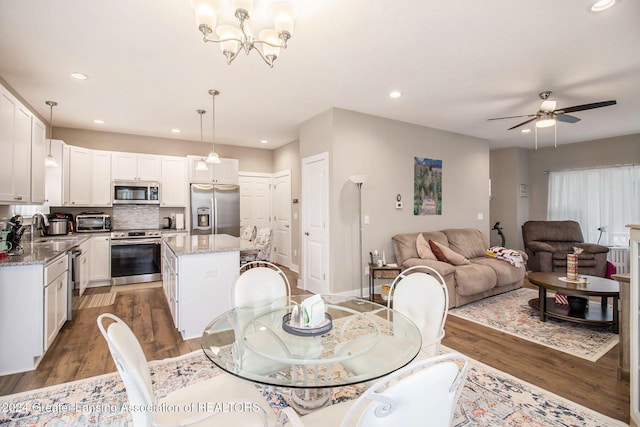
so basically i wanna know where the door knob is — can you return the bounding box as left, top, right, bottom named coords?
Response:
left=304, top=232, right=309, bottom=236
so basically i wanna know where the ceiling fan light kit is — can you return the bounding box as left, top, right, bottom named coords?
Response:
left=488, top=90, right=617, bottom=149
left=190, top=0, right=295, bottom=68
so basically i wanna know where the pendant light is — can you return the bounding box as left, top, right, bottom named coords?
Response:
left=44, top=101, right=58, bottom=168
left=205, top=89, right=221, bottom=164
left=195, top=109, right=209, bottom=171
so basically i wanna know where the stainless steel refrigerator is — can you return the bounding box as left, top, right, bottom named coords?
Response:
left=190, top=184, right=240, bottom=236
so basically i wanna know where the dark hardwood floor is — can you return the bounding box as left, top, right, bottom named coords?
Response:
left=0, top=269, right=629, bottom=423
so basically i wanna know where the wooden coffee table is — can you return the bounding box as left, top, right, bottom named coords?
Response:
left=527, top=272, right=619, bottom=334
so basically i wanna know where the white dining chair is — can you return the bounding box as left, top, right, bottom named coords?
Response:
left=97, top=313, right=273, bottom=427
left=231, top=260, right=291, bottom=308
left=388, top=265, right=449, bottom=357
left=277, top=352, right=469, bottom=427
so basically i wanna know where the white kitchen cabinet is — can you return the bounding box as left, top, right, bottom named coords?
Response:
left=62, top=143, right=70, bottom=205
left=68, top=146, right=92, bottom=206
left=112, top=152, right=161, bottom=181
left=162, top=242, right=179, bottom=327
left=43, top=253, right=68, bottom=352
left=187, top=155, right=239, bottom=185
left=30, top=116, right=46, bottom=204
left=77, top=239, right=90, bottom=297
left=45, top=140, right=67, bottom=206
left=91, top=150, right=112, bottom=206
left=0, top=86, right=32, bottom=203
left=0, top=263, right=43, bottom=375
left=161, top=241, right=238, bottom=339
left=161, top=155, right=187, bottom=206
left=89, top=235, right=111, bottom=284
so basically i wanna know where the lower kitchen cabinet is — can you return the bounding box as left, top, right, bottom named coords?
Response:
left=0, top=264, right=43, bottom=375
left=89, top=235, right=110, bottom=285
left=161, top=242, right=239, bottom=339
left=43, top=253, right=68, bottom=351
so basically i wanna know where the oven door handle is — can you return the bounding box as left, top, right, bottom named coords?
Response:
left=111, top=238, right=161, bottom=246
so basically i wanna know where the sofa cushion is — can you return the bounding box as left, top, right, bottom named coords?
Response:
left=392, top=231, right=448, bottom=266
left=401, top=258, right=456, bottom=277
left=472, top=257, right=525, bottom=287
left=416, top=233, right=437, bottom=260
left=429, top=240, right=470, bottom=266
left=453, top=264, right=496, bottom=296
left=442, top=228, right=488, bottom=259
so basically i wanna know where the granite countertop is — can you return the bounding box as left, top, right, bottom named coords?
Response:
left=164, top=233, right=259, bottom=256
left=0, top=235, right=90, bottom=267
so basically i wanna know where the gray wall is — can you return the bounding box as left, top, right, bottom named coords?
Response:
left=300, top=108, right=490, bottom=294
left=273, top=140, right=301, bottom=268
left=489, top=147, right=530, bottom=250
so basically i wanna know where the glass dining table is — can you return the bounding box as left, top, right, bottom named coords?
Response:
left=201, top=294, right=422, bottom=413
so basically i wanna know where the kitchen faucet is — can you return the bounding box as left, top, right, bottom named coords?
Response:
left=31, top=212, right=49, bottom=239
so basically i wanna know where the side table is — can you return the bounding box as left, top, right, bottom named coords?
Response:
left=368, top=263, right=402, bottom=302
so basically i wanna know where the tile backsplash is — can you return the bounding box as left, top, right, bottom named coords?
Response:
left=112, top=205, right=160, bottom=230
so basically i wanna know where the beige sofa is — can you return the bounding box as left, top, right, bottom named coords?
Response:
left=392, top=228, right=527, bottom=308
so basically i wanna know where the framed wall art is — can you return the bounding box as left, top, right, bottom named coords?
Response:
left=414, top=157, right=442, bottom=215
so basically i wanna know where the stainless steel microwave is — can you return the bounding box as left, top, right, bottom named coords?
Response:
left=113, top=180, right=160, bottom=205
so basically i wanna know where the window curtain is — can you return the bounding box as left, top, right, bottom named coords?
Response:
left=547, top=165, right=640, bottom=246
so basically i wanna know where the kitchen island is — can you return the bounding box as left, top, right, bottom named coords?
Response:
left=162, top=233, right=257, bottom=339
left=0, top=236, right=89, bottom=375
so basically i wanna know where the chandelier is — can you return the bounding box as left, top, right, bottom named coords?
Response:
left=190, top=0, right=295, bottom=68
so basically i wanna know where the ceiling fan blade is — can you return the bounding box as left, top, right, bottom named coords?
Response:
left=556, top=100, right=617, bottom=114
left=555, top=114, right=581, bottom=124
left=487, top=114, right=536, bottom=121
left=507, top=117, right=537, bottom=130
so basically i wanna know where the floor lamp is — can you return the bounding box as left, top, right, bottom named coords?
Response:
left=349, top=175, right=368, bottom=299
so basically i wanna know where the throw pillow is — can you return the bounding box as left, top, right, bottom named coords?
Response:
left=416, top=233, right=437, bottom=260
left=429, top=240, right=471, bottom=266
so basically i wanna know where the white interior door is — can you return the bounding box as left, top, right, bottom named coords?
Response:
left=273, top=170, right=292, bottom=269
left=239, top=173, right=271, bottom=230
left=301, top=153, right=329, bottom=294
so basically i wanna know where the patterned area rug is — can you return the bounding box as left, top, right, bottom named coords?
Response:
left=0, top=350, right=625, bottom=426
left=449, top=288, right=619, bottom=362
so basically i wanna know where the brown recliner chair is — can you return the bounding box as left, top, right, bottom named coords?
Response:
left=522, top=220, right=609, bottom=277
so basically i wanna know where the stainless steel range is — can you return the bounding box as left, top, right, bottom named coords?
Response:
left=110, top=229, right=162, bottom=285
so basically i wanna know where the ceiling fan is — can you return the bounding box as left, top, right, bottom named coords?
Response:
left=488, top=91, right=617, bottom=131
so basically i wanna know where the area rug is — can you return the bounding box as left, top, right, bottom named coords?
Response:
left=448, top=288, right=619, bottom=362
left=0, top=350, right=625, bottom=427
left=72, top=292, right=116, bottom=310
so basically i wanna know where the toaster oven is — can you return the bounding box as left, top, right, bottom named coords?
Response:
left=76, top=214, right=111, bottom=232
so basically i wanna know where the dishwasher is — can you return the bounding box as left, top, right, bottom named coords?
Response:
left=68, top=247, right=85, bottom=320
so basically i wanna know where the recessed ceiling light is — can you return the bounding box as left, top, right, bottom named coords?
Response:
left=521, top=129, right=531, bottom=133
left=389, top=91, right=402, bottom=98
left=93, top=119, right=104, bottom=124
left=171, top=129, right=181, bottom=133
left=70, top=72, right=88, bottom=80
left=260, top=139, right=268, bottom=144
left=591, top=0, right=615, bottom=12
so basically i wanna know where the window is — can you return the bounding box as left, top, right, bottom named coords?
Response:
left=547, top=165, right=640, bottom=246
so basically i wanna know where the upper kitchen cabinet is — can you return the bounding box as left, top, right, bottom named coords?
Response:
left=161, top=156, right=186, bottom=207
left=187, top=155, right=238, bottom=185
left=30, top=117, right=46, bottom=204
left=44, top=139, right=65, bottom=206
left=91, top=150, right=112, bottom=206
left=68, top=146, right=92, bottom=206
left=112, top=152, right=161, bottom=182
left=0, top=86, right=32, bottom=204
